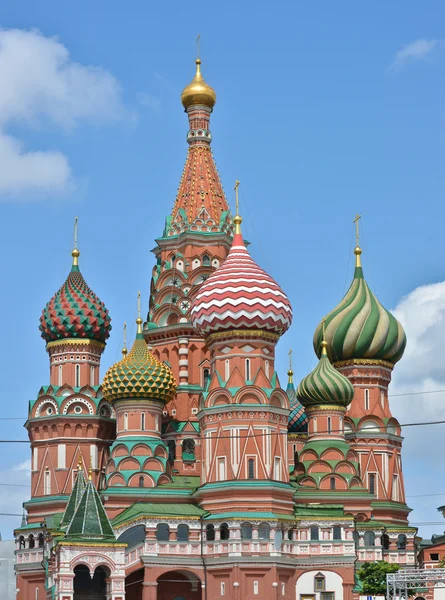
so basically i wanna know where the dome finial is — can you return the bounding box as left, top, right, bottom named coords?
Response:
left=287, top=348, right=293, bottom=383
left=181, top=49, right=216, bottom=109
left=71, top=216, right=80, bottom=268
left=122, top=322, right=128, bottom=357
left=353, top=213, right=362, bottom=268
left=136, top=292, right=143, bottom=335
left=233, top=180, right=242, bottom=234
left=320, top=317, right=328, bottom=357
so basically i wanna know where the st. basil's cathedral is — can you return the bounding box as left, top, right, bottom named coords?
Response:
left=14, top=56, right=416, bottom=600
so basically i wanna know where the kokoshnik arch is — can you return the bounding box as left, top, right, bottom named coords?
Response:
left=15, top=55, right=416, bottom=600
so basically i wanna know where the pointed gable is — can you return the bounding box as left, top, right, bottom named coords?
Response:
left=66, top=481, right=116, bottom=541
left=226, top=366, right=246, bottom=389
left=60, top=468, right=86, bottom=529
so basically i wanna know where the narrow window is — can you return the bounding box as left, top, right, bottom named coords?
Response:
left=58, top=364, right=63, bottom=386
left=369, top=473, right=376, bottom=495
left=248, top=458, right=255, bottom=479
left=18, top=536, right=25, bottom=549
left=141, top=413, right=146, bottom=431
left=274, top=456, right=281, bottom=480
left=218, top=457, right=226, bottom=481
left=156, top=523, right=170, bottom=541
left=241, top=523, right=253, bottom=540
left=382, top=534, right=390, bottom=550
left=364, top=531, right=375, bottom=547
left=168, top=440, right=176, bottom=464
left=265, top=360, right=270, bottom=379
left=397, top=534, right=407, bottom=550
left=313, top=417, right=317, bottom=433
left=327, top=416, right=332, bottom=434
left=90, top=445, right=97, bottom=470
left=330, top=477, right=335, bottom=490
left=177, top=524, right=189, bottom=542
left=123, top=413, right=128, bottom=431
left=392, top=474, right=399, bottom=501
left=202, top=254, right=210, bottom=266
left=206, top=524, right=215, bottom=541
left=245, top=359, right=250, bottom=381
left=182, top=439, right=195, bottom=461
left=28, top=535, right=35, bottom=549
left=310, top=526, right=319, bottom=541
left=75, top=364, right=80, bottom=387
left=203, top=368, right=210, bottom=388
left=314, top=575, right=325, bottom=591
left=138, top=476, right=144, bottom=488
left=220, top=523, right=230, bottom=540
left=90, top=365, right=95, bottom=386
left=44, top=470, right=51, bottom=495
left=58, top=444, right=66, bottom=469
left=281, top=582, right=285, bottom=596
left=33, top=448, right=38, bottom=471
left=333, top=525, right=342, bottom=540
left=221, top=582, right=225, bottom=596
left=253, top=580, right=259, bottom=595
left=258, top=523, right=270, bottom=540
left=225, top=359, right=230, bottom=381
left=380, top=390, right=385, bottom=407
left=364, top=388, right=370, bottom=410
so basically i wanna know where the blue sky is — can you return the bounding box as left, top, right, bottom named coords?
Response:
left=0, top=0, right=445, bottom=539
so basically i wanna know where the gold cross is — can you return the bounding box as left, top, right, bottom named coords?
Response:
left=137, top=291, right=141, bottom=319
left=74, top=216, right=78, bottom=249
left=288, top=348, right=293, bottom=371
left=123, top=322, right=127, bottom=347
left=196, top=34, right=201, bottom=59
left=234, top=180, right=240, bottom=216
left=353, top=214, right=361, bottom=247
left=321, top=316, right=326, bottom=339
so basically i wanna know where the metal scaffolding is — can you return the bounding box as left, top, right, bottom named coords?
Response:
left=387, top=568, right=445, bottom=600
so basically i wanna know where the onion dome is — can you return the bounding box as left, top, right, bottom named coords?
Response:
left=102, top=317, right=176, bottom=403
left=191, top=209, right=292, bottom=336
left=297, top=339, right=354, bottom=408
left=287, top=368, right=308, bottom=433
left=181, top=58, right=216, bottom=109
left=313, top=245, right=406, bottom=365
left=39, top=242, right=111, bottom=344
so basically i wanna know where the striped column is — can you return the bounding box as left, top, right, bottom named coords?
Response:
left=178, top=338, right=189, bottom=386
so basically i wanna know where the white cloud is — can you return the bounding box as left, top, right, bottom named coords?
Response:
left=390, top=39, right=442, bottom=71
left=0, top=28, right=128, bottom=197
left=0, top=460, right=30, bottom=539
left=390, top=281, right=445, bottom=537
left=138, top=92, right=161, bottom=111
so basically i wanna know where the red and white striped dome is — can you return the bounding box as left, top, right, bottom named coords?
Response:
left=191, top=231, right=292, bottom=336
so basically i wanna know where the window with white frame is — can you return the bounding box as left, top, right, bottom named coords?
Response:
left=75, top=364, right=81, bottom=387
left=44, top=469, right=51, bottom=495
left=265, top=360, right=270, bottom=378
left=274, top=456, right=281, bottom=480
left=253, top=580, right=259, bottom=595
left=245, top=359, right=251, bottom=381
left=225, top=359, right=230, bottom=381
left=90, top=365, right=95, bottom=386
left=217, top=457, right=226, bottom=481
left=364, top=388, right=370, bottom=410
left=58, top=364, right=63, bottom=386
left=58, top=444, right=66, bottom=469
left=141, top=413, right=146, bottom=431
left=123, top=413, right=128, bottom=431
left=220, top=582, right=225, bottom=596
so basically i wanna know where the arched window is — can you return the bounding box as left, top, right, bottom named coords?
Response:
left=241, top=523, right=253, bottom=540
left=156, top=523, right=170, bottom=541
left=397, top=534, right=407, bottom=550
left=382, top=533, right=390, bottom=550
left=333, top=525, right=342, bottom=540
left=369, top=473, right=376, bottom=495
left=202, top=254, right=210, bottom=266
left=168, top=440, right=176, bottom=464
left=314, top=574, right=325, bottom=591
left=327, top=416, right=332, bottom=434
left=75, top=364, right=81, bottom=387
left=220, top=523, right=230, bottom=540
left=265, top=360, right=270, bottom=378
left=330, top=477, right=336, bottom=490
left=28, top=535, right=35, bottom=549
left=182, top=439, right=195, bottom=461
left=206, top=524, right=215, bottom=541
left=58, top=364, right=63, bottom=386
left=177, top=524, right=189, bottom=542
left=171, top=254, right=176, bottom=266
left=248, top=458, right=255, bottom=479
left=310, top=526, right=319, bottom=541
left=364, top=388, right=369, bottom=410
left=38, top=533, right=44, bottom=548
left=203, top=368, right=210, bottom=388
left=287, top=529, right=293, bottom=541
left=313, top=417, right=317, bottom=433
left=225, top=359, right=230, bottom=381
left=141, top=413, right=145, bottom=431
left=364, top=531, right=375, bottom=547
left=353, top=530, right=360, bottom=545
left=258, top=523, right=270, bottom=540
left=90, top=365, right=95, bottom=386
left=381, top=390, right=385, bottom=407
left=245, top=359, right=251, bottom=381
left=18, top=536, right=25, bottom=549
left=44, top=469, right=51, bottom=495
left=123, top=413, right=128, bottom=431
left=138, top=476, right=144, bottom=488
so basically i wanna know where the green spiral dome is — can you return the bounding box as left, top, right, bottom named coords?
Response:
left=313, top=249, right=406, bottom=365
left=102, top=332, right=176, bottom=403
left=297, top=342, right=355, bottom=408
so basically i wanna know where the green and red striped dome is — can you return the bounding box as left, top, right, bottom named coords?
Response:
left=40, top=255, right=111, bottom=344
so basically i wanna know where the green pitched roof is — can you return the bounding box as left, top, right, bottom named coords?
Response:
left=66, top=481, right=116, bottom=541
left=60, top=469, right=86, bottom=529
left=112, top=502, right=204, bottom=528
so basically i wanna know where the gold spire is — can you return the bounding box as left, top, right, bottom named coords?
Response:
left=233, top=180, right=242, bottom=234
left=321, top=317, right=328, bottom=356
left=72, top=216, right=80, bottom=266
left=353, top=214, right=362, bottom=268
left=181, top=55, right=216, bottom=109
left=88, top=457, right=92, bottom=481
left=136, top=291, right=143, bottom=334
left=122, top=322, right=128, bottom=357
left=77, top=452, right=82, bottom=471
left=287, top=348, right=293, bottom=383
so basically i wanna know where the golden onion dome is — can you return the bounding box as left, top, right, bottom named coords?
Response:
left=102, top=321, right=176, bottom=404
left=181, top=59, right=216, bottom=109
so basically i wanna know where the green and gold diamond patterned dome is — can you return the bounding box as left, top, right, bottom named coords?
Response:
left=102, top=318, right=176, bottom=404
left=313, top=245, right=406, bottom=365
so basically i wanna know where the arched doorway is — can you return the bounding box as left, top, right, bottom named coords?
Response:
left=125, top=568, right=144, bottom=600
left=73, top=564, right=108, bottom=600
left=157, top=570, right=202, bottom=600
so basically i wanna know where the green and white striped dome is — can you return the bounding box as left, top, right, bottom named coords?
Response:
left=313, top=248, right=406, bottom=365
left=297, top=341, right=354, bottom=408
